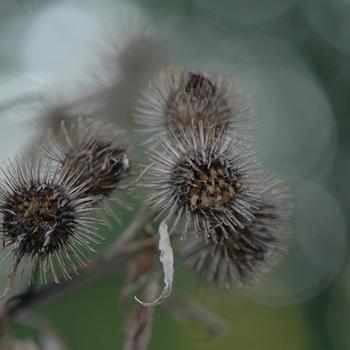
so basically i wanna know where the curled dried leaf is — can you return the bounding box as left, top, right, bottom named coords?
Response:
left=135, top=220, right=173, bottom=307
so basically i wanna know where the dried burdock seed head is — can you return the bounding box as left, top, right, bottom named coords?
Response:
left=18, top=82, right=91, bottom=140
left=0, top=156, right=101, bottom=298
left=82, top=22, right=167, bottom=129
left=41, top=117, right=132, bottom=227
left=143, top=121, right=260, bottom=239
left=183, top=72, right=217, bottom=102
left=134, top=66, right=257, bottom=144
left=181, top=172, right=293, bottom=293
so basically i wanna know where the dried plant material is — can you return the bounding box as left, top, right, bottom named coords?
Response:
left=0, top=156, right=101, bottom=298
left=135, top=220, right=174, bottom=307
left=162, top=293, right=227, bottom=341
left=82, top=25, right=167, bottom=130
left=144, top=122, right=260, bottom=239
left=41, top=116, right=132, bottom=227
left=22, top=84, right=88, bottom=140
left=124, top=246, right=157, bottom=289
left=135, top=66, right=257, bottom=145
left=1, top=26, right=166, bottom=136
left=181, top=171, right=293, bottom=293
left=120, top=244, right=157, bottom=321
left=123, top=279, right=159, bottom=350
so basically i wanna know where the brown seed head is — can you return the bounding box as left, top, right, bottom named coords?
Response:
left=165, top=71, right=224, bottom=130
left=181, top=172, right=293, bottom=293
left=144, top=122, right=260, bottom=238
left=65, top=140, right=129, bottom=198
left=41, top=117, right=132, bottom=226
left=134, top=67, right=257, bottom=144
left=0, top=156, right=100, bottom=298
left=173, top=149, right=240, bottom=213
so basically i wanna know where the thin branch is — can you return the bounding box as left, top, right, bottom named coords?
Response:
left=6, top=205, right=159, bottom=320
left=85, top=205, right=159, bottom=269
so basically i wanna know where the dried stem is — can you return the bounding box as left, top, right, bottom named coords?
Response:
left=5, top=205, right=159, bottom=321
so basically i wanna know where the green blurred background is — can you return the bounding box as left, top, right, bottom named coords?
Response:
left=1, top=0, right=350, bottom=349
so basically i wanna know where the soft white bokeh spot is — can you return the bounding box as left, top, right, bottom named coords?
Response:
left=250, top=66, right=338, bottom=178
left=22, top=3, right=100, bottom=78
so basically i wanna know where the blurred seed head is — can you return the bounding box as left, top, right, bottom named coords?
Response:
left=181, top=172, right=293, bottom=293
left=7, top=82, right=89, bottom=149
left=144, top=122, right=260, bottom=239
left=41, top=117, right=132, bottom=227
left=83, top=22, right=167, bottom=129
left=134, top=67, right=257, bottom=145
left=3, top=23, right=167, bottom=139
left=0, top=156, right=101, bottom=298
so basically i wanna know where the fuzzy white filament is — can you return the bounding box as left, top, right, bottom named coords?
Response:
left=135, top=219, right=174, bottom=307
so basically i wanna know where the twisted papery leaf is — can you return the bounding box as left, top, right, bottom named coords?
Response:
left=135, top=220, right=174, bottom=307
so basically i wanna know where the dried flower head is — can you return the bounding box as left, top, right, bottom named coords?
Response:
left=0, top=84, right=88, bottom=170
left=181, top=172, right=293, bottom=293
left=144, top=122, right=260, bottom=239
left=41, top=117, right=132, bottom=226
left=134, top=67, right=257, bottom=144
left=18, top=82, right=91, bottom=140
left=0, top=156, right=101, bottom=298
left=82, top=23, right=167, bottom=129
